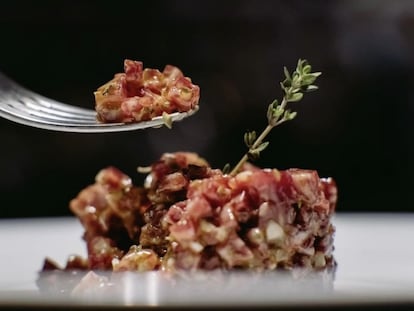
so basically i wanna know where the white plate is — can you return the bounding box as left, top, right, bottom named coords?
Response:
left=0, top=213, right=413, bottom=308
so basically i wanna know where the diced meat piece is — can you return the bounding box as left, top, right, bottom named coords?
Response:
left=112, top=246, right=160, bottom=272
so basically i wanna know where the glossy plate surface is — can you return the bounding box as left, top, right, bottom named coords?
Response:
left=0, top=213, right=413, bottom=308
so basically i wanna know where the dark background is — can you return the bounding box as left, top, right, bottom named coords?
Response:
left=1, top=0, right=413, bottom=218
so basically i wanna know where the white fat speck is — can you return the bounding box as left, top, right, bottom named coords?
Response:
left=258, top=202, right=270, bottom=218
left=247, top=228, right=264, bottom=245
left=144, top=174, right=153, bottom=189
left=235, top=170, right=253, bottom=182
left=265, top=220, right=285, bottom=246
left=112, top=258, right=120, bottom=269
left=189, top=241, right=204, bottom=253
left=313, top=251, right=326, bottom=268
left=85, top=205, right=96, bottom=214
left=275, top=249, right=289, bottom=262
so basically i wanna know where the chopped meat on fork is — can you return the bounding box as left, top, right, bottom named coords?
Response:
left=94, top=60, right=200, bottom=123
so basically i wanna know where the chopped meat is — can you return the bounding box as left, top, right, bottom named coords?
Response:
left=38, top=152, right=337, bottom=293
left=163, top=167, right=336, bottom=271
left=69, top=166, right=149, bottom=251
left=94, top=60, right=200, bottom=123
left=45, top=153, right=336, bottom=272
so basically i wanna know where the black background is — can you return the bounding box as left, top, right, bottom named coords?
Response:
left=1, top=0, right=413, bottom=218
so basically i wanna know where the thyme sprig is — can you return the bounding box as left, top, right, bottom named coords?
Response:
left=227, top=59, right=321, bottom=176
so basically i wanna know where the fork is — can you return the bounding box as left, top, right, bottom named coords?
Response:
left=0, top=72, right=198, bottom=133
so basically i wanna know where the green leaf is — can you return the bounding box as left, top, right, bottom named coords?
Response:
left=267, top=100, right=278, bottom=122
left=303, top=64, right=312, bottom=74
left=162, top=112, right=173, bottom=129
left=222, top=163, right=231, bottom=174
left=287, top=111, right=297, bottom=120
left=306, top=85, right=319, bottom=92
left=247, top=141, right=269, bottom=161
left=254, top=141, right=269, bottom=153
left=288, top=92, right=303, bottom=102
left=274, top=105, right=284, bottom=118
left=297, top=59, right=305, bottom=73
left=292, top=72, right=301, bottom=84
left=244, top=131, right=256, bottom=147
left=283, top=66, right=291, bottom=81
left=302, top=74, right=318, bottom=85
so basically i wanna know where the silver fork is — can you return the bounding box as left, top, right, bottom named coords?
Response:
left=0, top=72, right=198, bottom=133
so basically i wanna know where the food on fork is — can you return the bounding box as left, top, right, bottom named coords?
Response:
left=94, top=59, right=200, bottom=124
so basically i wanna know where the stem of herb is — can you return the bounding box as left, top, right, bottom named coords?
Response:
left=227, top=59, right=320, bottom=176
left=229, top=97, right=287, bottom=176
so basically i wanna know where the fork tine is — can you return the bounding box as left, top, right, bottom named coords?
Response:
left=14, top=96, right=96, bottom=121
left=36, top=97, right=97, bottom=116
left=1, top=100, right=96, bottom=124
left=7, top=88, right=97, bottom=118
left=1, top=71, right=97, bottom=117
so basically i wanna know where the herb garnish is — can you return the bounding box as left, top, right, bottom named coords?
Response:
left=226, top=59, right=321, bottom=176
